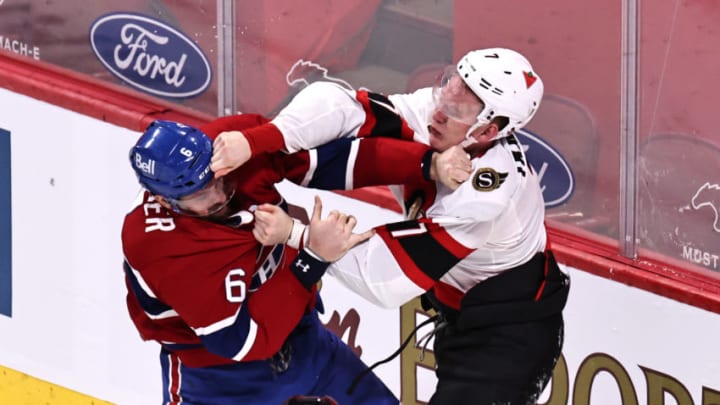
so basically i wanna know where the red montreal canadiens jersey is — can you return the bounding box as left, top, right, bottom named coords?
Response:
left=242, top=82, right=548, bottom=311
left=122, top=114, right=432, bottom=367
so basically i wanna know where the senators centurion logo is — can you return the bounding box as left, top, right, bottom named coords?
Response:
left=472, top=168, right=508, bottom=191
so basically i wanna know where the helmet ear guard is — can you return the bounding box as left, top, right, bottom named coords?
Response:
left=129, top=120, right=214, bottom=200
left=456, top=48, right=544, bottom=140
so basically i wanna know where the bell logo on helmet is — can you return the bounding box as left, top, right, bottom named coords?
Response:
left=134, top=153, right=156, bottom=176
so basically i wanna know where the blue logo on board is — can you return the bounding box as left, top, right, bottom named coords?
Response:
left=515, top=128, right=575, bottom=208
left=89, top=13, right=212, bottom=98
left=0, top=128, right=12, bottom=317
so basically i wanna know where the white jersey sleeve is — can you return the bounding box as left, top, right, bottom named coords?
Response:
left=271, top=81, right=369, bottom=153
left=388, top=87, right=435, bottom=145
left=327, top=239, right=427, bottom=308
left=271, top=82, right=436, bottom=154
left=327, top=217, right=477, bottom=308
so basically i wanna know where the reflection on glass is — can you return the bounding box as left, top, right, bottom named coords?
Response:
left=639, top=135, right=720, bottom=277
left=637, top=0, right=720, bottom=277
left=3, top=0, right=718, bottom=280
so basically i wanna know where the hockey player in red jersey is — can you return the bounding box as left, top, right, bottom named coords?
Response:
left=121, top=114, right=463, bottom=404
left=211, top=48, right=570, bottom=405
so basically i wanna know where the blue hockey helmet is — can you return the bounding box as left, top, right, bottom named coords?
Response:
left=129, top=120, right=214, bottom=200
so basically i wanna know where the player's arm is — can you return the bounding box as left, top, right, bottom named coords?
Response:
left=211, top=82, right=415, bottom=176
left=327, top=217, right=475, bottom=308
left=251, top=140, right=471, bottom=248
left=267, top=81, right=416, bottom=152
left=280, top=137, right=471, bottom=191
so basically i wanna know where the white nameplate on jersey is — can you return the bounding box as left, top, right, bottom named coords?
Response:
left=472, top=168, right=508, bottom=191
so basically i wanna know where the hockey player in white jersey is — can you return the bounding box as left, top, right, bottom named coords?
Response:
left=212, top=48, right=570, bottom=405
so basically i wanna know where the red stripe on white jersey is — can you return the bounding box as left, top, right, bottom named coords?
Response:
left=433, top=282, right=465, bottom=310
left=355, top=91, right=377, bottom=138
left=377, top=227, right=436, bottom=290
left=425, top=219, right=475, bottom=260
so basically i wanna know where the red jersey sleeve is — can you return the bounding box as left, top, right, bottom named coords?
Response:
left=277, top=137, right=433, bottom=191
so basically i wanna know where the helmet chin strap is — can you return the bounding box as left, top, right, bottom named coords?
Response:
left=459, top=135, right=479, bottom=150
left=460, top=117, right=490, bottom=150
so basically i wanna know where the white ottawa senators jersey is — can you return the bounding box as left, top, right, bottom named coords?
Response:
left=328, top=133, right=547, bottom=310
left=238, top=81, right=547, bottom=311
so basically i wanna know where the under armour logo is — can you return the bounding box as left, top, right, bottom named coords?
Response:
left=295, top=259, right=310, bottom=273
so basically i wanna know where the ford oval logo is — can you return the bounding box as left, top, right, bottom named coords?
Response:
left=515, top=128, right=575, bottom=208
left=89, top=13, right=212, bottom=98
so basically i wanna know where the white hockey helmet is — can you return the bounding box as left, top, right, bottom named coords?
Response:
left=456, top=48, right=544, bottom=140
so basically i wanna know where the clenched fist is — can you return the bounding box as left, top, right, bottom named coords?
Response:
left=431, top=145, right=473, bottom=190
left=211, top=130, right=252, bottom=178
